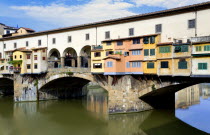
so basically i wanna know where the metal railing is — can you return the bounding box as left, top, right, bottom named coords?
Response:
left=191, top=36, right=210, bottom=43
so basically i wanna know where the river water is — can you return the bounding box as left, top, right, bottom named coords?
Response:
left=0, top=84, right=209, bottom=135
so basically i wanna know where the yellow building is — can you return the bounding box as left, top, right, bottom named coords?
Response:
left=156, top=42, right=173, bottom=76
left=12, top=27, right=35, bottom=36
left=173, top=43, right=191, bottom=76
left=91, top=44, right=105, bottom=74
left=143, top=34, right=160, bottom=74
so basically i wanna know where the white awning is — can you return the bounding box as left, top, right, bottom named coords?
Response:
left=0, top=65, right=4, bottom=68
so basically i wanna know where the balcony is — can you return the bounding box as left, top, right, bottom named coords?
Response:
left=13, top=67, right=21, bottom=73
left=92, top=45, right=103, bottom=50
left=191, top=36, right=210, bottom=43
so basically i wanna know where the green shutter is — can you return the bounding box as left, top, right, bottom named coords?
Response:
left=143, top=37, right=149, bottom=44
left=144, top=49, right=149, bottom=56
left=147, top=62, right=154, bottom=69
left=178, top=61, right=187, bottom=69
left=159, top=46, right=171, bottom=53
left=150, top=36, right=155, bottom=44
left=150, top=49, right=155, bottom=56
left=196, top=46, right=202, bottom=52
left=198, top=63, right=208, bottom=70
left=181, top=45, right=188, bottom=52
left=204, top=45, right=210, bottom=51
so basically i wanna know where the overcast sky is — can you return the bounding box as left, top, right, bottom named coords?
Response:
left=0, top=0, right=209, bottom=31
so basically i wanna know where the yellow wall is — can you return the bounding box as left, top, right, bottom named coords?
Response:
left=156, top=45, right=172, bottom=59
left=173, top=58, right=191, bottom=76
left=143, top=61, right=157, bottom=74
left=157, top=59, right=173, bottom=76
left=13, top=51, right=26, bottom=74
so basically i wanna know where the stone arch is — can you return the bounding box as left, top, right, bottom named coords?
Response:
left=80, top=45, right=91, bottom=68
left=38, top=74, right=94, bottom=100
left=63, top=47, right=78, bottom=67
left=0, top=77, right=14, bottom=96
left=48, top=48, right=61, bottom=68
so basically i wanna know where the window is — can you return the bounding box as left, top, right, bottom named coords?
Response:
left=126, top=62, right=130, bottom=68
left=147, top=62, right=154, bottom=69
left=133, top=38, right=140, bottom=44
left=93, top=63, right=102, bottom=69
left=105, top=31, right=110, bottom=39
left=144, top=49, right=149, bottom=56
left=150, top=49, right=155, bottom=56
left=155, top=24, right=162, bottom=33
left=6, top=66, right=8, bottom=70
left=4, top=44, right=6, bottom=49
left=178, top=61, right=187, bottom=69
left=20, top=55, right=22, bottom=59
left=124, top=52, right=129, bottom=56
left=198, top=63, right=207, bottom=70
left=159, top=46, right=171, bottom=53
left=94, top=52, right=101, bottom=57
left=43, top=57, right=46, bottom=60
left=143, top=37, right=149, bottom=44
left=204, top=45, right=210, bottom=51
left=42, top=49, right=45, bottom=53
left=14, top=43, right=17, bottom=48
left=34, top=64, right=38, bottom=69
left=106, top=41, right=111, bottom=45
left=27, top=54, right=30, bottom=59
left=52, top=38, right=56, bottom=44
left=117, top=41, right=123, bottom=46
left=107, top=61, right=113, bottom=67
left=132, top=62, right=141, bottom=68
left=174, top=45, right=188, bottom=53
left=27, top=64, right=31, bottom=69
left=15, top=55, right=17, bottom=59
left=161, top=61, right=169, bottom=68
left=129, top=28, right=134, bottom=36
left=86, top=33, right=90, bottom=40
left=188, top=19, right=196, bottom=29
left=34, top=55, right=38, bottom=60
left=150, top=36, right=156, bottom=44
left=38, top=40, right=41, bottom=46
left=26, top=41, right=29, bottom=47
left=6, top=30, right=10, bottom=34
left=132, top=50, right=141, bottom=55
left=196, top=46, right=202, bottom=52
left=106, top=51, right=114, bottom=56
left=68, top=36, right=72, bottom=43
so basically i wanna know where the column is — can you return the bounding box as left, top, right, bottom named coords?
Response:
left=88, top=57, right=91, bottom=68
left=77, top=56, right=81, bottom=68
left=72, top=59, right=75, bottom=67
left=61, top=57, right=65, bottom=68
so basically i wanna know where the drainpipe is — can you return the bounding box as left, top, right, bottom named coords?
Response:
left=194, top=7, right=198, bottom=37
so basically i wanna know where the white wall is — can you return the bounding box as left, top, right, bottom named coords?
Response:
left=0, top=9, right=210, bottom=60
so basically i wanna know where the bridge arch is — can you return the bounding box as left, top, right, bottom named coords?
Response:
left=48, top=48, right=61, bottom=68
left=80, top=45, right=91, bottom=68
left=38, top=73, right=95, bottom=100
left=0, top=77, right=14, bottom=96
left=63, top=47, right=78, bottom=67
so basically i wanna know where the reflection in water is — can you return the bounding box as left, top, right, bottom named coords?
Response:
left=176, top=84, right=210, bottom=133
left=0, top=85, right=209, bottom=135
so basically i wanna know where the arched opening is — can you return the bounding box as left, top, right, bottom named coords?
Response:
left=48, top=49, right=61, bottom=68
left=0, top=78, right=14, bottom=96
left=39, top=77, right=90, bottom=100
left=80, top=45, right=91, bottom=68
left=63, top=48, right=77, bottom=67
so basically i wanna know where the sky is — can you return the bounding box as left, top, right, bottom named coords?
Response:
left=0, top=0, right=209, bottom=32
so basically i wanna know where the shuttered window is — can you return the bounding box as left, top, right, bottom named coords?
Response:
left=117, top=41, right=123, bottom=46
left=155, top=24, right=162, bottom=33
left=196, top=46, right=202, bottom=52
left=150, top=49, right=155, bottom=56
left=159, top=46, right=171, bottom=53
left=126, top=62, right=130, bottom=68
left=147, top=62, right=154, bottom=69
left=161, top=61, right=169, bottom=68
left=132, top=62, right=141, bottom=68
left=150, top=36, right=156, bottom=44
left=198, top=63, right=207, bottom=70
left=129, top=28, right=134, bottom=36
left=132, top=50, right=141, bottom=55
left=107, top=61, right=113, bottom=67
left=144, top=49, right=149, bottom=56
left=133, top=38, right=140, bottom=44
left=174, top=45, right=188, bottom=53
left=178, top=61, right=187, bottom=69
left=204, top=45, right=210, bottom=51
left=188, top=19, right=196, bottom=29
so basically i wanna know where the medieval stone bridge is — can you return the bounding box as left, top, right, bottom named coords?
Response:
left=1, top=68, right=210, bottom=114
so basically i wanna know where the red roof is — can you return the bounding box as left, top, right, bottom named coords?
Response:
left=20, top=27, right=35, bottom=32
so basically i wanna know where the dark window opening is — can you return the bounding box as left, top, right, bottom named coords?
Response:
left=161, top=61, right=169, bottom=68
